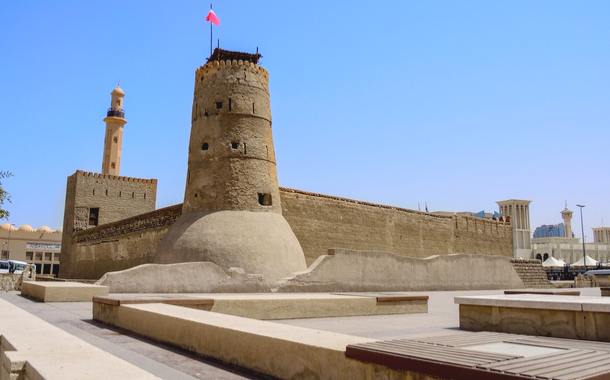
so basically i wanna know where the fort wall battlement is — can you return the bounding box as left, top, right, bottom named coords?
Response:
left=280, top=188, right=513, bottom=265
left=63, top=187, right=513, bottom=279
left=78, top=170, right=158, bottom=184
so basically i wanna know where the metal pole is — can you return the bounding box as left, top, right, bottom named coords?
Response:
left=577, top=204, right=587, bottom=273
left=7, top=224, right=14, bottom=261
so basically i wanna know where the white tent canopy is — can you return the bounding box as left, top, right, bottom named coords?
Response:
left=571, top=255, right=599, bottom=267
left=542, top=256, right=567, bottom=268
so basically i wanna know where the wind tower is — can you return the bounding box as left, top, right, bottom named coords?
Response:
left=561, top=202, right=573, bottom=238
left=154, top=49, right=307, bottom=283
left=497, top=199, right=532, bottom=259
left=101, top=84, right=127, bottom=175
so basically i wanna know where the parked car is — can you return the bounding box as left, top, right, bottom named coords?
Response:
left=7, top=260, right=31, bottom=274
left=0, top=260, right=9, bottom=274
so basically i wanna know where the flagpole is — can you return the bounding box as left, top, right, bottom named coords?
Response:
left=210, top=4, right=213, bottom=57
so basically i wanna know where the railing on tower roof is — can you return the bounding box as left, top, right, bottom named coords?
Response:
left=206, top=48, right=261, bottom=64
left=107, top=108, right=125, bottom=118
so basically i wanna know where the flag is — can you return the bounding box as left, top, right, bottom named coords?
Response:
left=425, top=202, right=428, bottom=212
left=206, top=9, right=220, bottom=26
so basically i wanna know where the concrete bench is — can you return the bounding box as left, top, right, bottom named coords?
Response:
left=21, top=281, right=108, bottom=302
left=94, top=293, right=428, bottom=320
left=455, top=294, right=610, bottom=342
left=504, top=289, right=580, bottom=296
left=0, top=298, right=162, bottom=380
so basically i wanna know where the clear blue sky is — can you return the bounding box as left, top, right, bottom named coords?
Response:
left=1, top=1, right=608, bottom=241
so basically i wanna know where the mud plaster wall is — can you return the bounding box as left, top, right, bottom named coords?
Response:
left=63, top=204, right=181, bottom=279
left=59, top=170, right=158, bottom=278
left=280, top=188, right=513, bottom=266
left=64, top=189, right=512, bottom=279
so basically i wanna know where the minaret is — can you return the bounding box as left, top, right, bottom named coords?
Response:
left=101, top=84, right=127, bottom=175
left=561, top=202, right=573, bottom=238
left=155, top=49, right=307, bottom=283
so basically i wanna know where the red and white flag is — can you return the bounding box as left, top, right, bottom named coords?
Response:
left=206, top=9, right=220, bottom=26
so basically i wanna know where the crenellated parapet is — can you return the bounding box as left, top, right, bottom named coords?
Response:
left=77, top=170, right=157, bottom=184
left=192, top=60, right=271, bottom=124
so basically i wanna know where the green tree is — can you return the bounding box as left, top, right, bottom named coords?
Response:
left=0, top=171, right=13, bottom=220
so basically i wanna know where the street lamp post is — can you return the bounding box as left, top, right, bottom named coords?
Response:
left=6, top=223, right=15, bottom=261
left=576, top=204, right=587, bottom=273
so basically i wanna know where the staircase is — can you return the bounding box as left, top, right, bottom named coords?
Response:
left=511, top=259, right=554, bottom=289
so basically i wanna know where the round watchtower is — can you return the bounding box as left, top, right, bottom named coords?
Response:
left=184, top=58, right=279, bottom=213
left=155, top=50, right=307, bottom=284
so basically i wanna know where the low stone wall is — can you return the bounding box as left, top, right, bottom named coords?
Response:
left=275, top=249, right=524, bottom=292
left=0, top=274, right=21, bottom=292
left=510, top=259, right=554, bottom=289
left=96, top=262, right=271, bottom=293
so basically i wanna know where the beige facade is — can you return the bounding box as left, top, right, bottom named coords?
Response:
left=531, top=207, right=610, bottom=264
left=0, top=223, right=62, bottom=275
left=497, top=199, right=532, bottom=259
left=101, top=85, right=127, bottom=175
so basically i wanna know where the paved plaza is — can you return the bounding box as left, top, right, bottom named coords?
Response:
left=0, top=288, right=602, bottom=379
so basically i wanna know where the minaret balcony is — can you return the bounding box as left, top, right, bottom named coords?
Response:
left=106, top=108, right=125, bottom=118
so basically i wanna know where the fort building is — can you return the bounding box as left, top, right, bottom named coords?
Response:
left=58, top=49, right=514, bottom=281
left=58, top=85, right=157, bottom=278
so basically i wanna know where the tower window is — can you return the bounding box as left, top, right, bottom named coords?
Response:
left=113, top=137, right=118, bottom=143
left=111, top=162, right=116, bottom=169
left=89, top=208, right=99, bottom=226
left=105, top=189, right=108, bottom=196
left=216, top=102, right=223, bottom=109
left=258, top=193, right=272, bottom=206
left=231, top=142, right=239, bottom=149
left=202, top=142, right=209, bottom=150
left=229, top=98, right=232, bottom=111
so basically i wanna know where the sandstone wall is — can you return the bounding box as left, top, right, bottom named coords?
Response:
left=59, top=170, right=158, bottom=278
left=64, top=204, right=181, bottom=279
left=279, top=188, right=513, bottom=266
left=63, top=187, right=512, bottom=279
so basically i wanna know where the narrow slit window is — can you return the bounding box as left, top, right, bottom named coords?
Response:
left=229, top=98, right=232, bottom=111
left=258, top=193, right=272, bottom=206
left=244, top=142, right=247, bottom=155
left=252, top=103, right=255, bottom=114
left=105, top=189, right=108, bottom=196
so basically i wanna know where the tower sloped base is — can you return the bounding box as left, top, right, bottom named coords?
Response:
left=154, top=210, right=307, bottom=284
